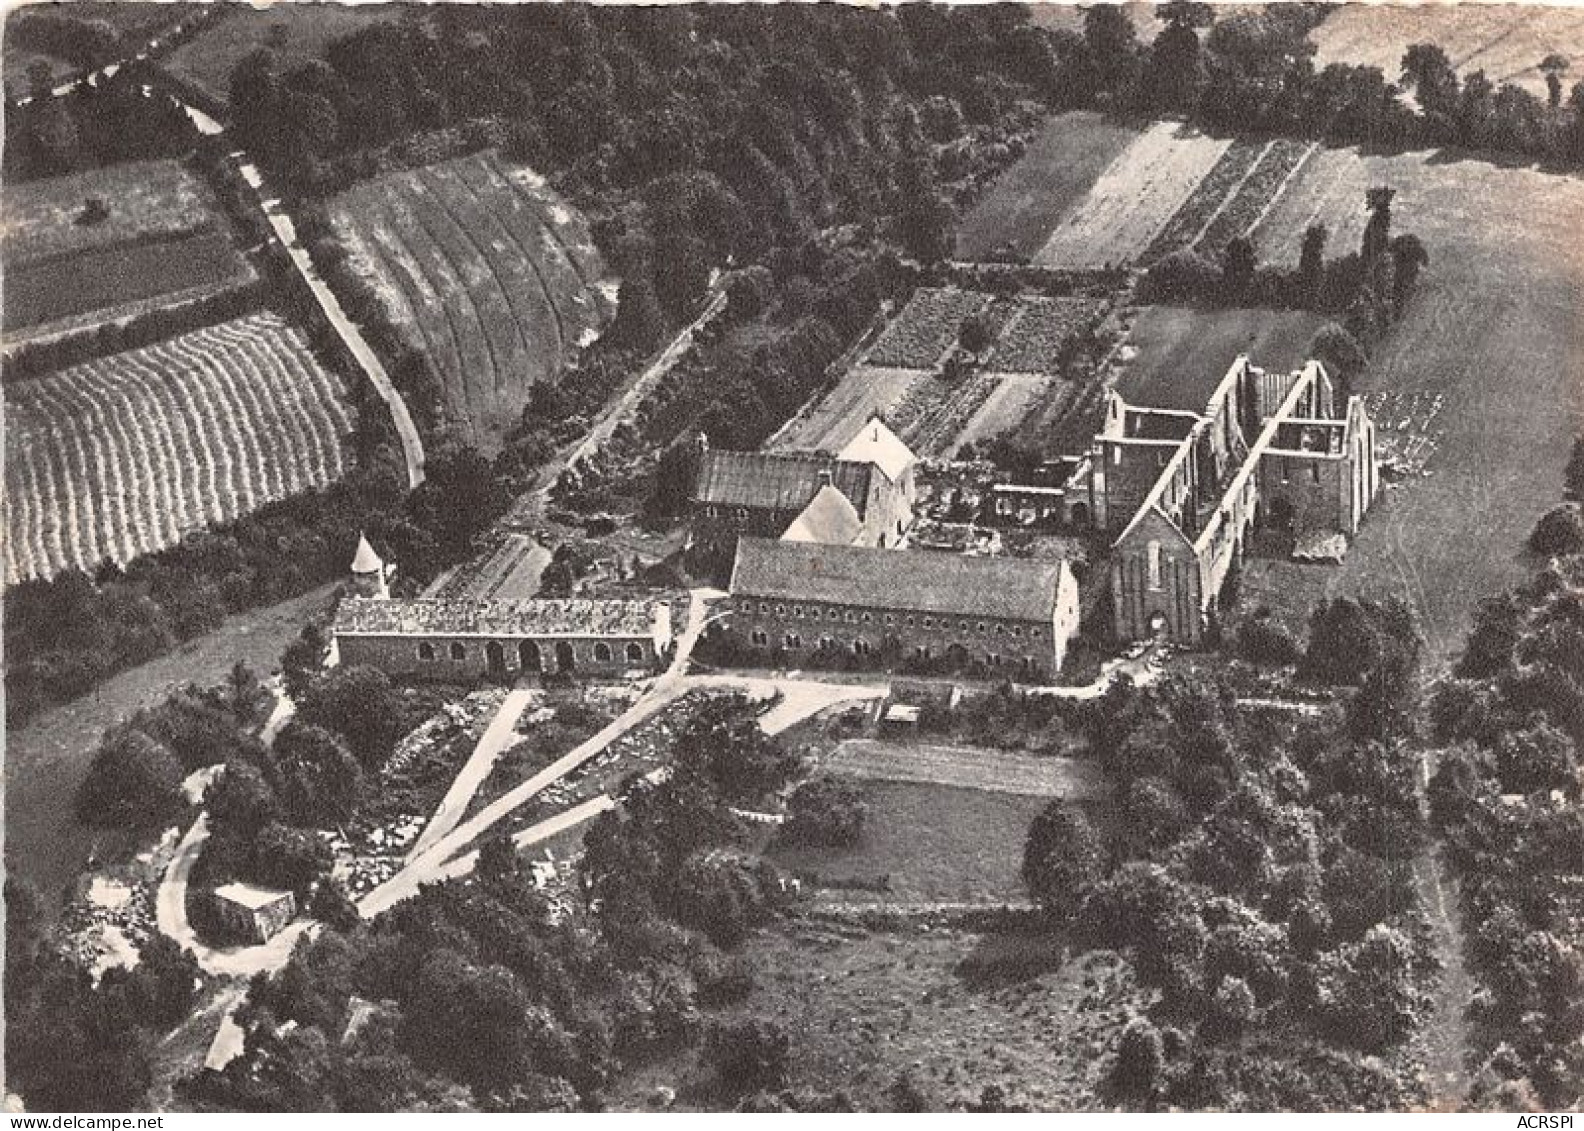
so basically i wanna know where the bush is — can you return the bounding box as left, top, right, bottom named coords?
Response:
left=1529, top=504, right=1584, bottom=557
left=781, top=778, right=867, bottom=847
left=295, top=666, right=408, bottom=770
left=1112, top=1017, right=1164, bottom=1099
left=75, top=730, right=186, bottom=829
left=1237, top=614, right=1302, bottom=666
left=250, top=822, right=333, bottom=897
left=1022, top=802, right=1106, bottom=916
left=1139, top=250, right=1220, bottom=302
left=707, top=1019, right=789, bottom=1095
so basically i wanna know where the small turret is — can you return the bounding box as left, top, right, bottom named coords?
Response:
left=349, top=533, right=390, bottom=600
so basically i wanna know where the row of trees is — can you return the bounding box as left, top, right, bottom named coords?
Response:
left=1427, top=452, right=1584, bottom=1108
left=1083, top=3, right=1584, bottom=166
left=3, top=65, right=197, bottom=182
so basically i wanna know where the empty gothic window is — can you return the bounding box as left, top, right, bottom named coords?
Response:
left=905, top=616, right=915, bottom=627
left=759, top=602, right=769, bottom=614
left=450, top=642, right=467, bottom=661
left=594, top=643, right=613, bottom=663
left=862, top=612, right=872, bottom=624
left=1147, top=541, right=1162, bottom=590
left=1311, top=463, right=1321, bottom=484
left=626, top=643, right=645, bottom=663
left=418, top=642, right=436, bottom=661
left=958, top=620, right=969, bottom=631
left=854, top=639, right=872, bottom=657
left=751, top=630, right=768, bottom=646
left=995, top=624, right=1005, bottom=635
left=819, top=636, right=834, bottom=651
left=793, top=605, right=803, bottom=618
left=776, top=605, right=786, bottom=616
left=923, top=617, right=934, bottom=628
left=784, top=633, right=802, bottom=650
left=988, top=653, right=1001, bottom=666
left=977, top=622, right=987, bottom=634
left=885, top=614, right=895, bottom=626
left=1011, top=627, right=1023, bottom=638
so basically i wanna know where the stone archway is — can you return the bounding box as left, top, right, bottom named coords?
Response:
left=486, top=641, right=506, bottom=677
left=555, top=641, right=576, bottom=672
left=1148, top=611, right=1170, bottom=640
left=518, top=640, right=542, bottom=672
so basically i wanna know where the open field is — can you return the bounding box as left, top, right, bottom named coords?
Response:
left=1115, top=305, right=1329, bottom=412
left=769, top=779, right=1053, bottom=905
left=1308, top=4, right=1584, bottom=102
left=955, top=111, right=1139, bottom=261
left=161, top=2, right=396, bottom=112
left=1, top=160, right=257, bottom=339
left=4, top=312, right=354, bottom=583
left=824, top=739, right=1108, bottom=800
left=988, top=296, right=1106, bottom=376
left=952, top=374, right=1052, bottom=454
left=1034, top=121, right=1231, bottom=268
left=1159, top=144, right=1584, bottom=662
left=611, top=922, right=1138, bottom=1111
left=330, top=149, right=611, bottom=453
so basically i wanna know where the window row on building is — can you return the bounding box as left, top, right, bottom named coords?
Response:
left=414, top=639, right=647, bottom=664
left=738, top=598, right=1033, bottom=639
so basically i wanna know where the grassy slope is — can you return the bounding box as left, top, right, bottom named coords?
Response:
left=955, top=111, right=1139, bottom=261
left=1308, top=4, right=1584, bottom=102
left=1245, top=145, right=1584, bottom=661
left=610, top=921, right=1142, bottom=1111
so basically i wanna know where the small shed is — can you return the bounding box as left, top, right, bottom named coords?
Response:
left=211, top=882, right=296, bottom=945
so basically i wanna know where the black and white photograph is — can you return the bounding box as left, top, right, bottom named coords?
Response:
left=2, top=0, right=1582, bottom=1116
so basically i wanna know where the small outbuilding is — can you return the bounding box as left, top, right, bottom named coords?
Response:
left=211, top=882, right=296, bottom=945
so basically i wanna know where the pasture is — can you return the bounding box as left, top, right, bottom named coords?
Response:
left=1308, top=4, right=1584, bottom=102
left=1, top=159, right=256, bottom=339
left=1247, top=146, right=1584, bottom=661
left=4, top=312, right=354, bottom=583
left=769, top=778, right=1052, bottom=905
left=330, top=150, right=612, bottom=453
left=623, top=923, right=1137, bottom=1111
left=161, top=2, right=396, bottom=112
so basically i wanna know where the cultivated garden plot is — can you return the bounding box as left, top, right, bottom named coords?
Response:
left=1033, top=120, right=1231, bottom=268
left=330, top=149, right=612, bottom=453
left=1140, top=137, right=1266, bottom=265
left=987, top=296, right=1106, bottom=376
left=1195, top=138, right=1318, bottom=257
left=862, top=286, right=993, bottom=370
left=3, top=312, right=353, bottom=584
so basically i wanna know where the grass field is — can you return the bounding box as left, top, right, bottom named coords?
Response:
left=610, top=922, right=1138, bottom=1110
left=1142, top=143, right=1584, bottom=662
left=1034, top=120, right=1231, bottom=269
left=5, top=312, right=354, bottom=583
left=1, top=159, right=256, bottom=338
left=769, top=779, right=1053, bottom=905
left=161, top=2, right=396, bottom=112
left=1115, top=305, right=1328, bottom=412
left=822, top=739, right=1108, bottom=800
left=955, top=111, right=1140, bottom=261
left=330, top=150, right=612, bottom=453
left=1308, top=4, right=1584, bottom=102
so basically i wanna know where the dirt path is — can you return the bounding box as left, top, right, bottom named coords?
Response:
left=1412, top=748, right=1475, bottom=1110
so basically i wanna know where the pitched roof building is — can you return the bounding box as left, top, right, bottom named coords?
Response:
left=728, top=537, right=1080, bottom=676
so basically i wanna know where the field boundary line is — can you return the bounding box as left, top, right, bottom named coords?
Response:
left=1188, top=139, right=1275, bottom=249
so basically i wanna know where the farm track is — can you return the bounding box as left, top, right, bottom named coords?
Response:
left=4, top=315, right=352, bottom=583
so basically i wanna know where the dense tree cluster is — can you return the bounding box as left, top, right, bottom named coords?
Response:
left=3, top=66, right=197, bottom=182
left=73, top=663, right=272, bottom=830
left=1027, top=665, right=1434, bottom=1108
left=1428, top=461, right=1584, bottom=1107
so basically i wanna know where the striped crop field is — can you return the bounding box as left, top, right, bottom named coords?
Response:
left=330, top=149, right=613, bottom=453
left=4, top=311, right=354, bottom=584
